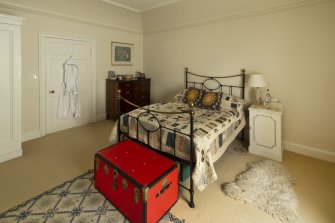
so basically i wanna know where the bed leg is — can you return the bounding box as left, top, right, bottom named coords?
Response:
left=189, top=180, right=195, bottom=208
left=189, top=161, right=195, bottom=208
left=189, top=200, right=195, bottom=208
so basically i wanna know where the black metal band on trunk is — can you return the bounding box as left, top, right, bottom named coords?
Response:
left=96, top=153, right=142, bottom=188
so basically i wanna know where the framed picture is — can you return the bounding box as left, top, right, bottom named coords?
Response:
left=111, top=42, right=133, bottom=66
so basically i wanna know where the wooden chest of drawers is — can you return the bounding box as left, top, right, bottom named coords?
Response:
left=106, top=79, right=151, bottom=119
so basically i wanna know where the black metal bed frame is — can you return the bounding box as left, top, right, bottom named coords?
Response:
left=116, top=67, right=246, bottom=208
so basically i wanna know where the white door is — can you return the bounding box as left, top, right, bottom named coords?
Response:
left=0, top=15, right=23, bottom=163
left=44, top=37, right=94, bottom=134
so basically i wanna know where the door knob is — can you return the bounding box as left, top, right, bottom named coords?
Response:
left=49, top=90, right=55, bottom=94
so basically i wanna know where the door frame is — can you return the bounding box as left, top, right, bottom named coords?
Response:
left=39, top=32, right=96, bottom=136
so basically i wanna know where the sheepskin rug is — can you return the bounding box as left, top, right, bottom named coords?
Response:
left=223, top=159, right=299, bottom=223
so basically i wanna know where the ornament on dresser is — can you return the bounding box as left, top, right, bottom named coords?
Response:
left=107, top=70, right=116, bottom=79
left=116, top=75, right=122, bottom=80
left=264, top=89, right=272, bottom=109
left=135, top=71, right=141, bottom=79
left=137, top=72, right=146, bottom=79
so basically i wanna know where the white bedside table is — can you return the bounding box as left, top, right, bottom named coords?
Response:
left=248, top=103, right=283, bottom=161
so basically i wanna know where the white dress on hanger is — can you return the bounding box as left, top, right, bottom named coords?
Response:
left=57, top=58, right=81, bottom=118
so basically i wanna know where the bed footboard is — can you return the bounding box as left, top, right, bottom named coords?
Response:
left=115, top=68, right=246, bottom=208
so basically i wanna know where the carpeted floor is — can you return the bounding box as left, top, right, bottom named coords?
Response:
left=0, top=120, right=334, bottom=223
left=0, top=170, right=183, bottom=223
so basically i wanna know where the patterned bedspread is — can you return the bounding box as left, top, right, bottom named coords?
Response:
left=110, top=102, right=245, bottom=191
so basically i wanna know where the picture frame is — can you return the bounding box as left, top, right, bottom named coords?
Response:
left=111, top=42, right=133, bottom=66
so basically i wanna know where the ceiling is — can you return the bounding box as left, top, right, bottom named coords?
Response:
left=101, top=0, right=183, bottom=12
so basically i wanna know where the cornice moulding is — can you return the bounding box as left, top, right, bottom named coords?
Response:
left=100, top=0, right=183, bottom=13
left=0, top=13, right=25, bottom=25
left=0, top=2, right=143, bottom=34
left=101, top=0, right=140, bottom=13
left=144, top=0, right=329, bottom=34
left=141, top=0, right=183, bottom=12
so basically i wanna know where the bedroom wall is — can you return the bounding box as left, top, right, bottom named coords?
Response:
left=0, top=0, right=143, bottom=141
left=142, top=0, right=335, bottom=159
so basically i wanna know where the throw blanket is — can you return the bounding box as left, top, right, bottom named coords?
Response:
left=110, top=102, right=245, bottom=191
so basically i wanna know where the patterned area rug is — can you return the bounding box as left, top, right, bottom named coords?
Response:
left=222, top=160, right=299, bottom=223
left=0, top=170, right=183, bottom=223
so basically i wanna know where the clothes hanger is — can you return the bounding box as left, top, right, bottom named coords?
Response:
left=65, top=55, right=73, bottom=63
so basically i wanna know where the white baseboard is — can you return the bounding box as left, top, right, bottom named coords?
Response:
left=284, top=141, right=335, bottom=163
left=21, top=117, right=108, bottom=142
left=96, top=113, right=107, bottom=121
left=0, top=149, right=23, bottom=163
left=22, top=130, right=41, bottom=142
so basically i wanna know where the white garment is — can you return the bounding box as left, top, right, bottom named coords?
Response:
left=57, top=59, right=81, bottom=118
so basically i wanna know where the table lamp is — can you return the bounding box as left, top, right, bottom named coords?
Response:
left=247, top=74, right=267, bottom=105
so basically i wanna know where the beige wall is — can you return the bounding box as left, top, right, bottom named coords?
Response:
left=0, top=0, right=334, bottom=158
left=143, top=1, right=335, bottom=153
left=0, top=0, right=143, bottom=138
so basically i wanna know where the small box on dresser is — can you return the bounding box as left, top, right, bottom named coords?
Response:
left=248, top=103, right=283, bottom=161
left=95, top=140, right=178, bottom=223
left=106, top=78, right=150, bottom=119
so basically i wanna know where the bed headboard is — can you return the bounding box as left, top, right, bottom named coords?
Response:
left=184, top=67, right=246, bottom=100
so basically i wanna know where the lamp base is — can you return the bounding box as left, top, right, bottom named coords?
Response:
left=255, top=87, right=262, bottom=106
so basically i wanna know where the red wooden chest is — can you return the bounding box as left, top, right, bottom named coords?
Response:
left=94, top=140, right=178, bottom=223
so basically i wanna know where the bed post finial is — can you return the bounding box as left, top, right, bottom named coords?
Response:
left=188, top=102, right=195, bottom=116
left=240, top=68, right=246, bottom=75
left=185, top=67, right=189, bottom=89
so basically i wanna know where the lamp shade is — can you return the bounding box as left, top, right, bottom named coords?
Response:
left=247, top=74, right=267, bottom=87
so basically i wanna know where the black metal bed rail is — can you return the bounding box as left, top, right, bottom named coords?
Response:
left=116, top=90, right=196, bottom=208
left=129, top=112, right=191, bottom=152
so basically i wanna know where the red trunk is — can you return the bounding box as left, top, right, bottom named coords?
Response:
left=95, top=140, right=178, bottom=223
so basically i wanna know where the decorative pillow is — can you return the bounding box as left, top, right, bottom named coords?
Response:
left=182, top=87, right=203, bottom=104
left=220, top=94, right=245, bottom=110
left=197, top=91, right=222, bottom=110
